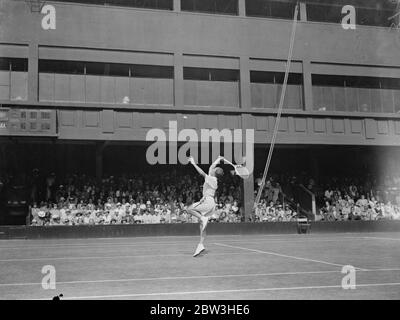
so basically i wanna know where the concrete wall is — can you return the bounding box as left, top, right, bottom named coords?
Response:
left=1, top=0, right=400, bottom=112
left=54, top=109, right=400, bottom=146
left=0, top=0, right=399, bottom=147
left=1, top=221, right=400, bottom=239
left=1, top=1, right=399, bottom=66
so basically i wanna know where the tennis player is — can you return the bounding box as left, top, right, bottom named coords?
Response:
left=186, top=155, right=224, bottom=257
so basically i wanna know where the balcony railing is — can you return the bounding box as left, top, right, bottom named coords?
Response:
left=39, top=73, right=174, bottom=105
left=0, top=70, right=28, bottom=101
left=184, top=79, right=240, bottom=107
left=313, top=86, right=400, bottom=114
left=251, top=83, right=303, bottom=109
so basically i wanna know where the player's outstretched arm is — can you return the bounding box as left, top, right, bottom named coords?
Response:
left=220, top=156, right=236, bottom=168
left=188, top=156, right=207, bottom=177
left=208, top=155, right=224, bottom=175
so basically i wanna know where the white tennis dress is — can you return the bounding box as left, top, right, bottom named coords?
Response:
left=192, top=175, right=217, bottom=216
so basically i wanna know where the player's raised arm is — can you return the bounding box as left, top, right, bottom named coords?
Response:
left=188, top=156, right=206, bottom=177
left=219, top=156, right=233, bottom=168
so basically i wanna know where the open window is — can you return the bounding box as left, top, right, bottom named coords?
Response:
left=181, top=0, right=238, bottom=15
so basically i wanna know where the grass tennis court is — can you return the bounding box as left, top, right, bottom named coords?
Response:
left=0, top=232, right=399, bottom=300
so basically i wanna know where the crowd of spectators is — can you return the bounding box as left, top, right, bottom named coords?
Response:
left=2, top=167, right=400, bottom=225
left=25, top=169, right=243, bottom=226
left=316, top=175, right=400, bottom=221
left=253, top=176, right=300, bottom=222
left=254, top=200, right=298, bottom=222
left=253, top=173, right=400, bottom=222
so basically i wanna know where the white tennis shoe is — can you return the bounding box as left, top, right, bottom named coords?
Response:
left=193, top=243, right=205, bottom=257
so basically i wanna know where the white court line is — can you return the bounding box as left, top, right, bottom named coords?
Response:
left=1, top=232, right=371, bottom=241
left=36, top=282, right=400, bottom=300
left=0, top=236, right=381, bottom=250
left=215, top=243, right=369, bottom=271
left=0, top=232, right=396, bottom=245
left=0, top=251, right=259, bottom=263
left=2, top=268, right=399, bottom=288
left=0, top=270, right=340, bottom=287
left=361, top=237, right=400, bottom=242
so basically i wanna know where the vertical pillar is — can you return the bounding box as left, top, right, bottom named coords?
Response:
left=241, top=114, right=254, bottom=222
left=239, top=56, right=251, bottom=110
left=173, top=0, right=180, bottom=12
left=174, top=52, right=184, bottom=109
left=28, top=43, right=38, bottom=103
left=299, top=2, right=307, bottom=22
left=302, top=60, right=313, bottom=111
left=239, top=56, right=254, bottom=221
left=238, top=0, right=246, bottom=16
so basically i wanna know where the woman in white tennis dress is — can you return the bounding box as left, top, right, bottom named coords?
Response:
left=186, top=155, right=225, bottom=257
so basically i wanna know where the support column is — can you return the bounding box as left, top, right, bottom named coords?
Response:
left=238, top=56, right=254, bottom=221
left=173, top=0, right=180, bottom=12
left=239, top=56, right=251, bottom=110
left=238, top=0, right=246, bottom=16
left=241, top=114, right=254, bottom=222
left=28, top=43, right=38, bottom=103
left=299, top=2, right=307, bottom=22
left=302, top=60, right=314, bottom=111
left=174, top=52, right=184, bottom=109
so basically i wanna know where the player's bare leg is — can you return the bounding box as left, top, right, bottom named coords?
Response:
left=193, top=223, right=206, bottom=257
left=199, top=224, right=206, bottom=246
left=184, top=206, right=208, bottom=257
left=185, top=206, right=209, bottom=232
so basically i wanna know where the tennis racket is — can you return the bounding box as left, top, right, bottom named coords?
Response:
left=222, top=158, right=251, bottom=179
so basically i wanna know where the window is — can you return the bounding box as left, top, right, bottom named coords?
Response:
left=250, top=71, right=303, bottom=109
left=41, top=123, right=51, bottom=130
left=40, top=60, right=173, bottom=78
left=311, top=74, right=399, bottom=89
left=246, top=0, right=296, bottom=19
left=312, top=74, right=400, bottom=113
left=41, top=112, right=51, bottom=120
left=48, top=0, right=173, bottom=10
left=306, top=3, right=342, bottom=24
left=307, top=0, right=398, bottom=27
left=0, top=58, right=28, bottom=72
left=85, top=62, right=131, bottom=76
left=184, top=67, right=239, bottom=81
left=39, top=60, right=84, bottom=74
left=131, top=65, right=174, bottom=78
left=0, top=58, right=10, bottom=71
left=11, top=59, right=28, bottom=72
left=250, top=71, right=303, bottom=85
left=181, top=0, right=238, bottom=15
